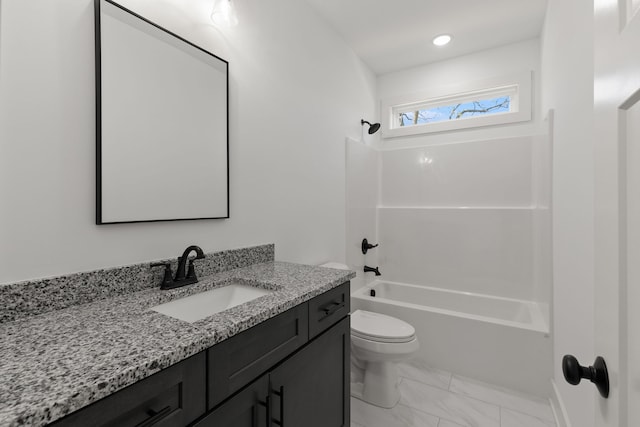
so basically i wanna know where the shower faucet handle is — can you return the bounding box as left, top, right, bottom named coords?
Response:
left=361, top=238, right=379, bottom=254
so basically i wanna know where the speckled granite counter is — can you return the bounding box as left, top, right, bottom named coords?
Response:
left=0, top=261, right=354, bottom=427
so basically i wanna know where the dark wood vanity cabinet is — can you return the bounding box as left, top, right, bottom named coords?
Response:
left=197, top=317, right=350, bottom=427
left=48, top=282, right=350, bottom=427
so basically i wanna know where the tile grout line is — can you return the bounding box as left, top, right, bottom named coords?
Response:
left=403, top=375, right=502, bottom=411
left=500, top=405, right=558, bottom=427
left=399, top=377, right=501, bottom=427
left=396, top=364, right=555, bottom=426
left=397, top=400, right=451, bottom=424
left=396, top=363, right=455, bottom=392
left=445, top=377, right=554, bottom=423
left=446, top=386, right=553, bottom=425
left=450, top=374, right=552, bottom=406
left=397, top=373, right=451, bottom=391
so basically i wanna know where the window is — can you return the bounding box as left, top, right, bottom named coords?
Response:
left=381, top=72, right=532, bottom=138
left=395, top=87, right=514, bottom=127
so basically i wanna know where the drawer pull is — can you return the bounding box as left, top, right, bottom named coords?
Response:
left=257, top=395, right=271, bottom=427
left=272, top=387, right=284, bottom=426
left=134, top=405, right=171, bottom=427
left=320, top=301, right=344, bottom=318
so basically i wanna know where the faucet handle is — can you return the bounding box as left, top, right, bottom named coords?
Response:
left=186, top=260, right=198, bottom=280
left=361, top=238, right=379, bottom=254
left=150, top=262, right=174, bottom=289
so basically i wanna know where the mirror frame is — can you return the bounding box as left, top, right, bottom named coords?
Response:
left=94, top=0, right=230, bottom=225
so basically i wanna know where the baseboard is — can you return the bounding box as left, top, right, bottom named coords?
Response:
left=550, top=379, right=571, bottom=427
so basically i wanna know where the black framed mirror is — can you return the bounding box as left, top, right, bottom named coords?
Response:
left=95, top=0, right=229, bottom=224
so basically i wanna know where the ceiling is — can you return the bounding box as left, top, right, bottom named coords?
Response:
left=302, top=0, right=548, bottom=75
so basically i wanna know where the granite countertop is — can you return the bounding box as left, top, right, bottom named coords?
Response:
left=0, top=261, right=355, bottom=427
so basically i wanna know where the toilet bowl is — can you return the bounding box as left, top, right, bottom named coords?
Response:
left=350, top=309, right=419, bottom=408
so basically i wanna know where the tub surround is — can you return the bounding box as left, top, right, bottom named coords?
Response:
left=0, top=245, right=354, bottom=427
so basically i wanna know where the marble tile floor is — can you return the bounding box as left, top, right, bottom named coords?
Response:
left=350, top=359, right=556, bottom=427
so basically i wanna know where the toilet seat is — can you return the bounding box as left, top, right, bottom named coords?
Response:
left=351, top=334, right=420, bottom=356
left=351, top=310, right=416, bottom=343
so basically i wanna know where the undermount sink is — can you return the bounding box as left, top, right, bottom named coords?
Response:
left=150, top=282, right=274, bottom=323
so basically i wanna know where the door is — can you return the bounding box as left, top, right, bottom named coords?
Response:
left=269, top=317, right=350, bottom=427
left=594, top=1, right=640, bottom=426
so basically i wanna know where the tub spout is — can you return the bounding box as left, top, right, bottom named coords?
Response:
left=364, top=265, right=381, bottom=276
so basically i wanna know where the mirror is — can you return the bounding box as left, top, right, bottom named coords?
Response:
left=95, top=0, right=229, bottom=224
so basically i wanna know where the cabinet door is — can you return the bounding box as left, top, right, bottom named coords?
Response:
left=193, top=376, right=268, bottom=427
left=269, top=316, right=350, bottom=427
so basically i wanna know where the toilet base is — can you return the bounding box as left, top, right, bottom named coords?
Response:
left=351, top=361, right=401, bottom=408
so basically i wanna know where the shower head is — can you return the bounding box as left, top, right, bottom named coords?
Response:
left=361, top=119, right=381, bottom=135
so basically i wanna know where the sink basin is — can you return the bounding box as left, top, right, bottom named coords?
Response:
left=150, top=282, right=274, bottom=323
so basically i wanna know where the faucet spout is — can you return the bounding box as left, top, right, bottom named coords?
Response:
left=175, top=245, right=205, bottom=282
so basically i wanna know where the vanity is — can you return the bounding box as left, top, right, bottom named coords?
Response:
left=0, top=5, right=353, bottom=425
left=0, top=245, right=354, bottom=427
left=51, top=283, right=349, bottom=427
left=1, top=1, right=352, bottom=425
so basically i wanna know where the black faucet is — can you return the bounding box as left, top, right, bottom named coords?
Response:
left=175, top=245, right=205, bottom=283
left=364, top=265, right=381, bottom=276
left=151, top=245, right=206, bottom=290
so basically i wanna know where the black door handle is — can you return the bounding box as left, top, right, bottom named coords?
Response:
left=562, top=355, right=609, bottom=398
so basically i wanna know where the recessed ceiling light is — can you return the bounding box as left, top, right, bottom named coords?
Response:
left=432, top=34, right=452, bottom=46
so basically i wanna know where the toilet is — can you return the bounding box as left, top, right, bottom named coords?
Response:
left=350, top=309, right=419, bottom=408
left=319, top=262, right=420, bottom=408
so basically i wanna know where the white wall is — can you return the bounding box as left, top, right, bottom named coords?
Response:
left=0, top=0, right=376, bottom=284
left=377, top=38, right=542, bottom=150
left=540, top=0, right=595, bottom=425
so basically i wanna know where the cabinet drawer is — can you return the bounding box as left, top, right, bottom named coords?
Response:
left=50, top=352, right=206, bottom=427
left=308, top=282, right=350, bottom=339
left=208, top=304, right=308, bottom=409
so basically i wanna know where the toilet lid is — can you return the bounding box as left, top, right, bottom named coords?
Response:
left=351, top=310, right=416, bottom=343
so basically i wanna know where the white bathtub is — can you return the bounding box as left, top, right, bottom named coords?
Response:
left=351, top=280, right=552, bottom=396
